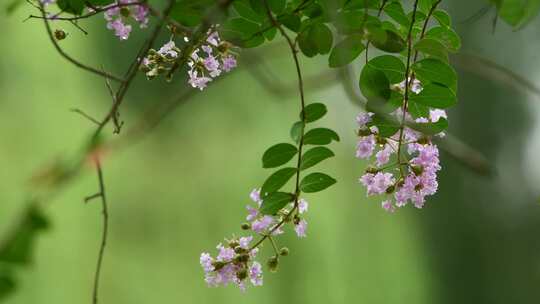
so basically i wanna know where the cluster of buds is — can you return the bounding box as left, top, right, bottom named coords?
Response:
left=356, top=79, right=445, bottom=212
left=141, top=29, right=238, bottom=90
left=200, top=189, right=308, bottom=290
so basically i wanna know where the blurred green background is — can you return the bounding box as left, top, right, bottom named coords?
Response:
left=1, top=1, right=540, bottom=303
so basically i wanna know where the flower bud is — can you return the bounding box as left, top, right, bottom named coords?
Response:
left=54, top=29, right=66, bottom=41
left=267, top=256, right=279, bottom=272
left=120, top=7, right=131, bottom=18
left=279, top=247, right=289, bottom=256
left=411, top=165, right=423, bottom=176
left=236, top=268, right=248, bottom=280
left=357, top=128, right=371, bottom=136
left=417, top=137, right=430, bottom=145
left=376, top=136, right=387, bottom=145
left=212, top=261, right=226, bottom=271
left=365, top=166, right=379, bottom=174
left=241, top=223, right=250, bottom=230
left=385, top=185, right=395, bottom=194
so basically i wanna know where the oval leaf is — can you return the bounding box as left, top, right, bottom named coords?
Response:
left=409, top=83, right=457, bottom=109
left=261, top=167, right=297, bottom=196
left=359, top=64, right=391, bottom=100
left=262, top=143, right=298, bottom=168
left=412, top=58, right=457, bottom=91
left=328, top=34, right=365, bottom=68
left=303, top=128, right=340, bottom=145
left=260, top=192, right=294, bottom=215
left=302, top=103, right=327, bottom=123
left=300, top=172, right=336, bottom=193
left=290, top=121, right=305, bottom=144
left=368, top=55, right=406, bottom=84
left=300, top=147, right=335, bottom=171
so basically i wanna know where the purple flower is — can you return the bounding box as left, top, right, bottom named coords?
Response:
left=298, top=199, right=308, bottom=214
left=250, top=188, right=261, bottom=204
left=239, top=236, right=253, bottom=249
left=381, top=200, right=395, bottom=213
left=204, top=56, right=221, bottom=77
left=222, top=55, right=237, bottom=72
left=158, top=41, right=178, bottom=58
left=356, top=112, right=372, bottom=128
left=356, top=135, right=376, bottom=159
left=360, top=172, right=395, bottom=196
left=294, top=219, right=307, bottom=238
left=252, top=215, right=274, bottom=233
left=216, top=244, right=235, bottom=262
left=249, top=262, right=263, bottom=286
left=375, top=144, right=393, bottom=167
left=200, top=252, right=214, bottom=272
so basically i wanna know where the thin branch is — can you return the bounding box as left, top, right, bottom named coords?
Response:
left=37, top=2, right=124, bottom=82
left=71, top=108, right=100, bottom=125
left=91, top=160, right=109, bottom=304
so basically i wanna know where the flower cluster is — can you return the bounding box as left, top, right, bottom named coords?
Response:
left=102, top=0, right=149, bottom=40
left=200, top=189, right=308, bottom=290
left=200, top=236, right=262, bottom=291
left=141, top=29, right=237, bottom=90
left=356, top=79, right=445, bottom=212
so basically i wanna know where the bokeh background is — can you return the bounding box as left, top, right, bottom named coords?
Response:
left=1, top=1, right=540, bottom=303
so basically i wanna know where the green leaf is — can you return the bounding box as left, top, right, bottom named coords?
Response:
left=268, top=0, right=286, bottom=14
left=303, top=128, right=340, bottom=145
left=260, top=192, right=294, bottom=215
left=418, top=0, right=438, bottom=14
left=310, top=23, right=334, bottom=55
left=300, top=147, right=335, bottom=171
left=496, top=0, right=540, bottom=28
left=433, top=10, right=451, bottom=27
left=0, top=205, right=49, bottom=264
left=170, top=0, right=214, bottom=26
left=262, top=143, right=298, bottom=168
left=261, top=167, right=297, bottom=196
left=409, top=118, right=449, bottom=135
left=278, top=14, right=301, bottom=32
left=300, top=172, right=337, bottom=193
left=233, top=0, right=264, bottom=23
left=302, top=103, right=327, bottom=123
left=298, top=27, right=319, bottom=57
left=359, top=64, right=391, bottom=100
left=409, top=83, right=457, bottom=109
left=220, top=18, right=265, bottom=48
left=370, top=114, right=400, bottom=137
left=0, top=274, right=15, bottom=300
left=328, top=34, right=366, bottom=68
left=57, top=0, right=85, bottom=15
left=407, top=99, right=430, bottom=119
left=370, top=30, right=406, bottom=53
left=424, top=26, right=461, bottom=52
left=290, top=121, right=305, bottom=144
left=413, top=38, right=449, bottom=62
left=367, top=55, right=406, bottom=84
left=384, top=1, right=410, bottom=27
left=412, top=58, right=457, bottom=91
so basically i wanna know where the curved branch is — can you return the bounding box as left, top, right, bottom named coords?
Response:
left=38, top=3, right=124, bottom=82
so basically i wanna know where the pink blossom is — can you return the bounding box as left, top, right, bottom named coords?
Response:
left=356, top=135, right=376, bottom=159
left=294, top=219, right=307, bottom=238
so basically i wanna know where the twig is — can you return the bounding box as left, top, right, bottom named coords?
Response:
left=90, top=160, right=109, bottom=304
left=37, top=2, right=124, bottom=82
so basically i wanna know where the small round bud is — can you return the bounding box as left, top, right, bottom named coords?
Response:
left=365, top=166, right=379, bottom=174
left=120, top=7, right=130, bottom=17
left=236, top=268, right=248, bottom=280
left=396, top=179, right=405, bottom=187
left=293, top=215, right=300, bottom=225
left=228, top=241, right=239, bottom=248
left=267, top=256, right=279, bottom=272
left=241, top=223, right=250, bottom=230
left=279, top=247, right=289, bottom=256
left=411, top=165, right=423, bottom=176
left=385, top=185, right=395, bottom=194
left=54, top=29, right=66, bottom=41
left=357, top=128, right=371, bottom=136
left=376, top=136, right=387, bottom=145
left=417, top=137, right=430, bottom=145
left=212, top=261, right=225, bottom=271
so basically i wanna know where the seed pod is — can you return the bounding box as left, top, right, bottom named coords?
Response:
left=279, top=247, right=289, bottom=256
left=241, top=223, right=250, bottom=230
left=236, top=268, right=248, bottom=280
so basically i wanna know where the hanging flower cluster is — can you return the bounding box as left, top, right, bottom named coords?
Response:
left=200, top=189, right=308, bottom=290
left=141, top=29, right=237, bottom=90
left=103, top=0, right=149, bottom=40
left=356, top=79, right=446, bottom=212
